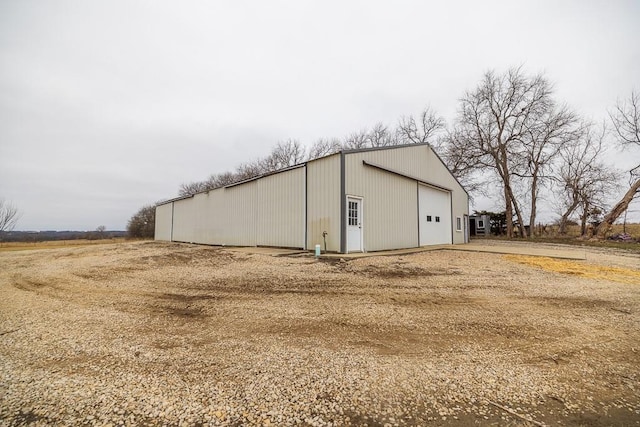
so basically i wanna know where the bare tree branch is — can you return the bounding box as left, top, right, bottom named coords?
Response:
left=307, top=138, right=342, bottom=160
left=554, top=122, right=619, bottom=235
left=397, top=106, right=445, bottom=145
left=0, top=199, right=21, bottom=232
left=609, top=90, right=640, bottom=147
left=597, top=90, right=640, bottom=237
left=343, top=129, right=369, bottom=149
left=449, top=67, right=563, bottom=237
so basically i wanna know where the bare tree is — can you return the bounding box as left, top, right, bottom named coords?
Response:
left=307, top=138, right=342, bottom=160
left=178, top=140, right=308, bottom=196
left=434, top=129, right=483, bottom=195
left=596, top=90, right=640, bottom=237
left=521, top=104, right=580, bottom=234
left=261, top=139, right=306, bottom=171
left=367, top=122, right=400, bottom=147
left=0, top=199, right=21, bottom=232
left=209, top=171, right=237, bottom=188
left=343, top=129, right=370, bottom=149
left=555, top=123, right=619, bottom=235
left=178, top=180, right=215, bottom=196
left=234, top=161, right=264, bottom=181
left=610, top=90, right=640, bottom=147
left=456, top=68, right=554, bottom=237
left=397, top=106, right=445, bottom=145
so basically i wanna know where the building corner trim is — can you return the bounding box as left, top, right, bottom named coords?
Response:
left=340, top=152, right=346, bottom=253
left=170, top=202, right=175, bottom=242
left=304, top=164, right=308, bottom=250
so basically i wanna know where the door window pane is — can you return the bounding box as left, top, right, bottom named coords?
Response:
left=348, top=201, right=358, bottom=226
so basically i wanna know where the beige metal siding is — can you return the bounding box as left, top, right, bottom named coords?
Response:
left=155, top=166, right=305, bottom=248
left=171, top=197, right=198, bottom=243
left=345, top=144, right=469, bottom=249
left=190, top=193, right=209, bottom=244
left=345, top=154, right=418, bottom=251
left=222, top=182, right=258, bottom=246
left=256, top=167, right=305, bottom=248
left=450, top=190, right=468, bottom=244
left=201, top=189, right=228, bottom=244
left=154, top=203, right=173, bottom=241
left=157, top=144, right=467, bottom=251
left=306, top=154, right=341, bottom=251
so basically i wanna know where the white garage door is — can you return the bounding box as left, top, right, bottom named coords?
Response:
left=418, top=184, right=452, bottom=245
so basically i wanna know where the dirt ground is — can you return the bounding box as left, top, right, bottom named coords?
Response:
left=1, top=241, right=639, bottom=426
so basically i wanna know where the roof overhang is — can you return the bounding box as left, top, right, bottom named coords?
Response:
left=362, top=160, right=452, bottom=192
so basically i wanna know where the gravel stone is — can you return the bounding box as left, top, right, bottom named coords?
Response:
left=1, top=241, right=639, bottom=426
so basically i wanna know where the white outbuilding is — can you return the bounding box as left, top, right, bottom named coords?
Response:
left=155, top=143, right=469, bottom=253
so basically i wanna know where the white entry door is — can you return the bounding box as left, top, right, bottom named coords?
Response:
left=418, top=185, right=452, bottom=245
left=346, top=197, right=363, bottom=252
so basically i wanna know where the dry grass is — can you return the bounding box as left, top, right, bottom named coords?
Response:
left=544, top=223, right=640, bottom=238
left=0, top=238, right=130, bottom=252
left=505, top=254, right=640, bottom=285
left=480, top=223, right=640, bottom=254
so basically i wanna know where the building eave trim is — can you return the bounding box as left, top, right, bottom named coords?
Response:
left=223, top=163, right=307, bottom=189
left=362, top=160, right=453, bottom=192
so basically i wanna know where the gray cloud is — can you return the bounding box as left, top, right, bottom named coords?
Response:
left=1, top=0, right=639, bottom=229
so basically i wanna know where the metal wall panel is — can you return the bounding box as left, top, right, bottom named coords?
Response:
left=345, top=144, right=469, bottom=249
left=256, top=167, right=305, bottom=248
left=154, top=167, right=305, bottom=248
left=171, top=197, right=197, bottom=243
left=154, top=203, right=173, bottom=241
left=344, top=154, right=418, bottom=251
left=190, top=192, right=210, bottom=244
left=306, top=154, right=341, bottom=252
left=222, top=182, right=258, bottom=246
left=155, top=144, right=467, bottom=250
left=201, top=189, right=228, bottom=244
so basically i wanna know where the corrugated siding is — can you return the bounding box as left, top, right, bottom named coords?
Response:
left=345, top=145, right=469, bottom=249
left=345, top=154, right=418, bottom=251
left=306, top=154, right=341, bottom=251
left=155, top=167, right=305, bottom=248
left=202, top=189, right=231, bottom=244
left=223, top=182, right=258, bottom=246
left=154, top=203, right=173, bottom=241
left=256, top=167, right=305, bottom=248
left=156, top=144, right=468, bottom=250
left=172, top=197, right=197, bottom=243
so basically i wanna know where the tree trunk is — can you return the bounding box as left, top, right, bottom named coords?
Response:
left=529, top=174, right=539, bottom=237
left=559, top=199, right=580, bottom=234
left=580, top=205, right=588, bottom=236
left=506, top=180, right=527, bottom=237
left=495, top=155, right=514, bottom=238
left=595, top=178, right=640, bottom=238
left=512, top=197, right=528, bottom=238
left=504, top=186, right=513, bottom=238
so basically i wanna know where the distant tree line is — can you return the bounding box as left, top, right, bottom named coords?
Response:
left=128, top=66, right=639, bottom=240
left=0, top=230, right=126, bottom=243
left=177, top=107, right=445, bottom=197
left=127, top=205, right=155, bottom=239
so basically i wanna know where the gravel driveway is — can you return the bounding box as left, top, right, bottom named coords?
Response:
left=1, top=241, right=639, bottom=426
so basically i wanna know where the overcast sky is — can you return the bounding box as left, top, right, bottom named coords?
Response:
left=1, top=0, right=639, bottom=231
